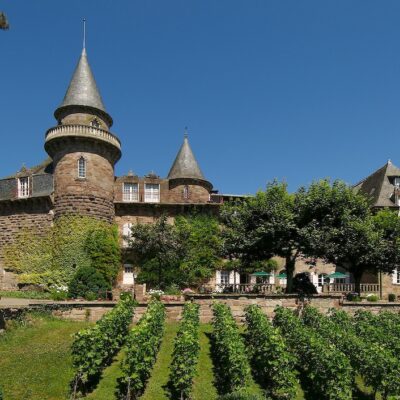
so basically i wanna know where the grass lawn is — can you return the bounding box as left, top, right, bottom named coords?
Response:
left=0, top=313, right=90, bottom=400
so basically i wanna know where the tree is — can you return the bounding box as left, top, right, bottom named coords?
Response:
left=68, top=265, right=110, bottom=299
left=296, top=180, right=387, bottom=293
left=221, top=181, right=300, bottom=292
left=85, top=225, right=121, bottom=286
left=128, top=215, right=182, bottom=289
left=0, top=12, right=9, bottom=30
left=221, top=179, right=378, bottom=293
left=175, top=214, right=223, bottom=288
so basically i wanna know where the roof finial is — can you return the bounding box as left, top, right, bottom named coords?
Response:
left=184, top=126, right=188, bottom=139
left=83, top=18, right=86, bottom=50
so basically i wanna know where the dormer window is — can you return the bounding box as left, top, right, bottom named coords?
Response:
left=123, top=183, right=139, bottom=202
left=144, top=183, right=160, bottom=203
left=91, top=118, right=100, bottom=128
left=18, top=177, right=29, bottom=198
left=78, top=157, right=86, bottom=179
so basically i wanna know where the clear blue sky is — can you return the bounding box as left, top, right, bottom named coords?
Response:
left=1, top=1, right=400, bottom=194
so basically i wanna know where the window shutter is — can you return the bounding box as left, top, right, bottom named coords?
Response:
left=393, top=269, right=398, bottom=284
left=216, top=270, right=221, bottom=284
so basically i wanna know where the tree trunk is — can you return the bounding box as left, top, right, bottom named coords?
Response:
left=285, top=255, right=296, bottom=294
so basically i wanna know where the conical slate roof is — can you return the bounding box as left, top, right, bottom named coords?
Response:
left=354, top=160, right=400, bottom=207
left=168, top=136, right=205, bottom=180
left=56, top=48, right=108, bottom=115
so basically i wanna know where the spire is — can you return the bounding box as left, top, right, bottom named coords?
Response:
left=57, top=48, right=107, bottom=113
left=168, top=133, right=206, bottom=180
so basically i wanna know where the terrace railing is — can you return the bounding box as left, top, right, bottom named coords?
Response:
left=215, top=283, right=274, bottom=294
left=322, top=283, right=380, bottom=294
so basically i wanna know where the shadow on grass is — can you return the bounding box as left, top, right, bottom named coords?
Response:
left=205, top=331, right=237, bottom=397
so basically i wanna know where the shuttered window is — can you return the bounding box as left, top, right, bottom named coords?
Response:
left=18, top=177, right=29, bottom=198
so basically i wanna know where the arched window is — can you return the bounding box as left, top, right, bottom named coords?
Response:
left=183, top=185, right=189, bottom=200
left=78, top=157, right=86, bottom=179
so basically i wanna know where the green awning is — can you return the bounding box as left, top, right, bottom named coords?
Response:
left=329, top=272, right=347, bottom=279
left=276, top=273, right=287, bottom=279
left=251, top=271, right=271, bottom=277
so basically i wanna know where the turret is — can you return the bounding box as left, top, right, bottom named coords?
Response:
left=44, top=46, right=121, bottom=222
left=167, top=133, right=212, bottom=203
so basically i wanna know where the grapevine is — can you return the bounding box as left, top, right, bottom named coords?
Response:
left=169, top=302, right=200, bottom=400
left=244, top=305, right=298, bottom=400
left=118, top=298, right=165, bottom=399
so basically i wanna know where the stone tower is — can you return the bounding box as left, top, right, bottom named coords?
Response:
left=167, top=134, right=212, bottom=203
left=44, top=47, right=121, bottom=222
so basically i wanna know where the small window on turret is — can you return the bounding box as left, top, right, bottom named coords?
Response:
left=78, top=157, right=86, bottom=179
left=91, top=118, right=100, bottom=128
left=183, top=185, right=190, bottom=200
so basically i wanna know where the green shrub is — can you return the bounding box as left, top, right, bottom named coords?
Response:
left=0, top=386, right=3, bottom=400
left=366, top=294, right=379, bottom=302
left=346, top=292, right=361, bottom=302
left=68, top=266, right=110, bottom=299
left=50, top=290, right=68, bottom=301
left=71, top=295, right=135, bottom=395
left=170, top=303, right=200, bottom=399
left=388, top=293, right=396, bottom=302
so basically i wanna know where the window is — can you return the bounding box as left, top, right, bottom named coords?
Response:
left=318, top=273, right=329, bottom=287
left=78, top=157, right=86, bottom=179
left=18, top=177, right=29, bottom=198
left=395, top=177, right=400, bottom=187
left=393, top=268, right=400, bottom=285
left=123, top=264, right=135, bottom=285
left=144, top=183, right=160, bottom=203
left=220, top=271, right=230, bottom=285
left=183, top=185, right=190, bottom=200
left=123, top=183, right=139, bottom=202
left=91, top=118, right=100, bottom=128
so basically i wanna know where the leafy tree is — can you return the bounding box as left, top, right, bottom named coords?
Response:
left=221, top=181, right=299, bottom=292
left=69, top=266, right=110, bottom=299
left=129, top=215, right=182, bottom=289
left=175, top=214, right=223, bottom=288
left=296, top=180, right=391, bottom=293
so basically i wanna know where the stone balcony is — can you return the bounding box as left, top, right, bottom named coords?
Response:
left=45, top=124, right=121, bottom=151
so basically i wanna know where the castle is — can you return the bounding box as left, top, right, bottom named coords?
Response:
left=1, top=45, right=400, bottom=297
left=0, top=46, right=221, bottom=290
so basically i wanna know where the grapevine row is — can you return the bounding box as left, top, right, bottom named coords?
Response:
left=211, top=302, right=251, bottom=395
left=244, top=305, right=298, bottom=400
left=302, top=306, right=400, bottom=399
left=353, top=310, right=400, bottom=356
left=70, top=295, right=135, bottom=397
left=273, top=306, right=352, bottom=400
left=169, top=302, right=200, bottom=400
left=118, top=298, right=166, bottom=400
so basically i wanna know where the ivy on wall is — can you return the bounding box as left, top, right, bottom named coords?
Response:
left=2, top=215, right=121, bottom=288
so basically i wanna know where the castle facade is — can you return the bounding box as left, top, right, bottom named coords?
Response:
left=0, top=47, right=219, bottom=289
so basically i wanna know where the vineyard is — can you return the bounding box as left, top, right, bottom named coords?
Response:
left=1, top=301, right=400, bottom=399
